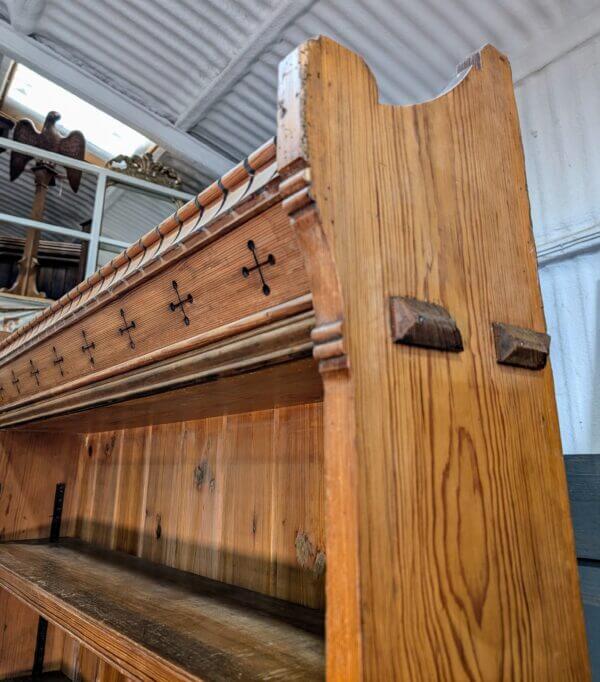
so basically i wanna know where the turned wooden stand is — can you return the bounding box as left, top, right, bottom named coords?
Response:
left=3, top=163, right=57, bottom=298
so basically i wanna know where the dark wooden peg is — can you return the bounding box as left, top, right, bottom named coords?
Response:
left=389, top=296, right=463, bottom=352
left=492, top=322, right=550, bottom=370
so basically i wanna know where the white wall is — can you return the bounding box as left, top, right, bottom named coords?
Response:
left=516, top=32, right=600, bottom=454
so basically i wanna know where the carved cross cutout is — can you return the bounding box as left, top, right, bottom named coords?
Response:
left=11, top=370, right=20, bottom=394
left=169, top=280, right=193, bottom=326
left=118, top=308, right=136, bottom=349
left=52, top=346, right=64, bottom=376
left=81, top=330, right=96, bottom=365
left=0, top=385, right=4, bottom=401
left=29, top=359, right=40, bottom=386
left=241, top=240, right=275, bottom=296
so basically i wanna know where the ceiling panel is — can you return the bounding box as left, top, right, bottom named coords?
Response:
left=32, top=0, right=282, bottom=122
left=0, top=0, right=598, bottom=243
left=190, top=0, right=599, bottom=158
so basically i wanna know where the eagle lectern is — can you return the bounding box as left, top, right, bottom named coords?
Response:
left=5, top=111, right=85, bottom=298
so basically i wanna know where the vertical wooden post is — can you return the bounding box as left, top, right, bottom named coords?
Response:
left=6, top=164, right=56, bottom=298
left=279, top=37, right=590, bottom=680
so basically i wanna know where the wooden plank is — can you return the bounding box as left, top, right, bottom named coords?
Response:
left=0, top=200, right=310, bottom=415
left=0, top=430, right=81, bottom=678
left=61, top=638, right=130, bottom=681
left=11, top=357, right=322, bottom=433
left=565, top=455, right=600, bottom=560
left=277, top=37, right=589, bottom=679
left=0, top=308, right=317, bottom=431
left=0, top=139, right=276, bottom=363
left=0, top=539, right=325, bottom=682
left=70, top=404, right=325, bottom=609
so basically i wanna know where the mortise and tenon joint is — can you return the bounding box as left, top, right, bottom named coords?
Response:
left=492, top=322, right=550, bottom=370
left=389, top=296, right=463, bottom=352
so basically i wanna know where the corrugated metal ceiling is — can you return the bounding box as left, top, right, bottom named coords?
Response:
left=191, top=0, right=599, bottom=157
left=29, top=0, right=283, bottom=122
left=0, top=0, right=596, bottom=252
left=0, top=0, right=596, bottom=172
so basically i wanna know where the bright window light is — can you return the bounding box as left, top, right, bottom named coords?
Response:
left=6, top=64, right=152, bottom=158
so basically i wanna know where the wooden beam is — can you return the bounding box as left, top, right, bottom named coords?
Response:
left=0, top=24, right=233, bottom=176
left=0, top=539, right=325, bottom=680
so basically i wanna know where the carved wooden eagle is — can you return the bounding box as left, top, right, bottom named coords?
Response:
left=10, top=111, right=86, bottom=192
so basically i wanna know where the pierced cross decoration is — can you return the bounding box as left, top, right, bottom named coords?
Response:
left=11, top=370, right=20, bottom=394
left=81, top=330, right=96, bottom=365
left=52, top=346, right=64, bottom=376
left=29, top=359, right=40, bottom=386
left=169, top=280, right=193, bottom=326
left=118, top=308, right=136, bottom=349
left=0, top=385, right=4, bottom=401
left=241, top=240, right=275, bottom=296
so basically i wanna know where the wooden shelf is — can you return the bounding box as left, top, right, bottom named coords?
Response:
left=0, top=539, right=325, bottom=681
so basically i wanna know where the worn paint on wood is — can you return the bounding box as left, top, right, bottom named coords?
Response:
left=0, top=539, right=325, bottom=681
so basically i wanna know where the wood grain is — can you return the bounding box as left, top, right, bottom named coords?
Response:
left=278, top=37, right=589, bottom=679
left=53, top=403, right=325, bottom=678
left=62, top=637, right=129, bottom=682
left=12, top=357, right=322, bottom=433
left=0, top=139, right=277, bottom=361
left=0, top=201, right=310, bottom=414
left=0, top=309, right=318, bottom=430
left=0, top=539, right=325, bottom=681
left=0, top=429, right=81, bottom=678
left=70, top=404, right=325, bottom=608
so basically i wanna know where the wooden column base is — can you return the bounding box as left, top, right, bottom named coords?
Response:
left=1, top=253, right=45, bottom=298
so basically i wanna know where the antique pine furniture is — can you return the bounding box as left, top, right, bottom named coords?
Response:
left=0, top=38, right=589, bottom=681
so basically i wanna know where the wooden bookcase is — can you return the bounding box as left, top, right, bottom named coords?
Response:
left=0, top=38, right=589, bottom=680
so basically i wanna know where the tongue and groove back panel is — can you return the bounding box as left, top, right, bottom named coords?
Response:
left=0, top=430, right=81, bottom=677
left=0, top=404, right=325, bottom=679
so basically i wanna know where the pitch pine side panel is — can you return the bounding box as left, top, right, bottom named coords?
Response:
left=278, top=38, right=589, bottom=680
left=0, top=430, right=81, bottom=678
